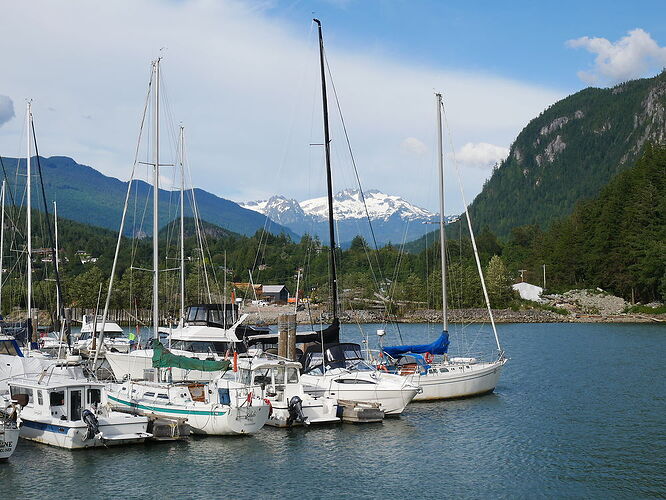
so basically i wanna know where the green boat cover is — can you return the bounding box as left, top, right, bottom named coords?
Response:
left=151, top=339, right=231, bottom=372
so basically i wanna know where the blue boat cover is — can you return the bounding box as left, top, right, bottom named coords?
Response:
left=382, top=331, right=449, bottom=358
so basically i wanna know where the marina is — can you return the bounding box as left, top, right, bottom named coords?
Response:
left=1, top=323, right=664, bottom=498
left=1, top=3, right=666, bottom=498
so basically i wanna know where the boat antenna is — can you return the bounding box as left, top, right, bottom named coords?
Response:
left=435, top=93, right=448, bottom=333
left=314, top=18, right=339, bottom=320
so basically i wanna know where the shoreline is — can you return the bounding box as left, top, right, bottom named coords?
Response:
left=244, top=305, right=666, bottom=326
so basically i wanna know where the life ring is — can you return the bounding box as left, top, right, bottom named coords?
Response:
left=424, top=352, right=434, bottom=364
left=377, top=364, right=388, bottom=372
left=264, top=398, right=273, bottom=417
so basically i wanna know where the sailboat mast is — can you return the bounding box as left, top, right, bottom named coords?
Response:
left=179, top=125, right=185, bottom=325
left=26, top=101, right=33, bottom=350
left=314, top=18, right=338, bottom=320
left=54, top=201, right=60, bottom=323
left=152, top=59, right=161, bottom=366
left=436, top=93, right=448, bottom=332
left=0, top=180, right=5, bottom=316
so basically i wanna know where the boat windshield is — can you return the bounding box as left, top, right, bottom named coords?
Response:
left=304, top=343, right=373, bottom=374
left=170, top=340, right=245, bottom=354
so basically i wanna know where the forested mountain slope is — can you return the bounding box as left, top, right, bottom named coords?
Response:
left=468, top=71, right=666, bottom=238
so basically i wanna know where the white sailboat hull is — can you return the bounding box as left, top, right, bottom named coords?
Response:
left=411, top=358, right=506, bottom=401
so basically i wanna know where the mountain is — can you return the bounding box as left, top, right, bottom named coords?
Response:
left=501, top=144, right=666, bottom=302
left=0, top=156, right=297, bottom=239
left=467, top=71, right=666, bottom=238
left=240, top=189, right=451, bottom=247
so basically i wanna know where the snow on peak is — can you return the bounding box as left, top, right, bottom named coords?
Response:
left=302, top=189, right=436, bottom=221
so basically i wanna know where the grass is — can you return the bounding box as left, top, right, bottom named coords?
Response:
left=625, top=304, right=666, bottom=314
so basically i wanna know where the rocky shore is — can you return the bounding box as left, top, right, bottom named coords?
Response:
left=244, top=302, right=665, bottom=326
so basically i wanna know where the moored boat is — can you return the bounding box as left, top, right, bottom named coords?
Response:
left=8, top=376, right=151, bottom=449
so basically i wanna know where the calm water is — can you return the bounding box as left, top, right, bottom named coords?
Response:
left=2, top=323, right=665, bottom=499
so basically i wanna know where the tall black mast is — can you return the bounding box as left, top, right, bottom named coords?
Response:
left=314, top=19, right=338, bottom=320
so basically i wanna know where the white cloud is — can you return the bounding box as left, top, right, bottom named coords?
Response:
left=567, top=28, right=666, bottom=85
left=455, top=142, right=509, bottom=169
left=0, top=96, right=14, bottom=127
left=400, top=137, right=427, bottom=156
left=0, top=0, right=563, bottom=214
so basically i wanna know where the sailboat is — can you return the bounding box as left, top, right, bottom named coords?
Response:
left=297, top=19, right=420, bottom=416
left=379, top=93, right=507, bottom=400
left=102, top=59, right=269, bottom=435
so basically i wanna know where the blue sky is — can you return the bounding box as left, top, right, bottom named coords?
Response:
left=265, top=0, right=666, bottom=90
left=1, top=0, right=665, bottom=214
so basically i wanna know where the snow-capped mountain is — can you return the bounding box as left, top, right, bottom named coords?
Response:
left=299, top=189, right=436, bottom=222
left=240, top=189, right=453, bottom=247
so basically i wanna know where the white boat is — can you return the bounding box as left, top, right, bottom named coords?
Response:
left=0, top=396, right=20, bottom=459
left=105, top=308, right=249, bottom=382
left=237, top=356, right=339, bottom=427
left=300, top=343, right=419, bottom=415
left=75, top=314, right=131, bottom=355
left=106, top=375, right=270, bottom=436
left=378, top=93, right=507, bottom=401
left=8, top=375, right=151, bottom=449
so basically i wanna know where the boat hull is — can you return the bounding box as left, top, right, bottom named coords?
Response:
left=0, top=424, right=20, bottom=459
left=411, top=359, right=506, bottom=401
left=107, top=394, right=269, bottom=436
left=266, top=399, right=340, bottom=428
left=301, top=372, right=419, bottom=415
left=18, top=415, right=150, bottom=449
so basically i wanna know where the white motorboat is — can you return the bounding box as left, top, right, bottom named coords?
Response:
left=0, top=396, right=20, bottom=459
left=300, top=343, right=420, bottom=416
left=8, top=375, right=151, bottom=449
left=237, top=356, right=339, bottom=428
left=377, top=93, right=507, bottom=401
left=75, top=314, right=131, bottom=355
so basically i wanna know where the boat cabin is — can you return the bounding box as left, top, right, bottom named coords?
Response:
left=9, top=378, right=104, bottom=422
left=238, top=360, right=302, bottom=399
left=301, top=343, right=371, bottom=374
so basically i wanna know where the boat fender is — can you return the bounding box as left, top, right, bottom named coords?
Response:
left=246, top=392, right=253, bottom=407
left=82, top=409, right=100, bottom=441
left=264, top=398, right=273, bottom=417
left=286, top=396, right=308, bottom=426
left=424, top=352, right=434, bottom=364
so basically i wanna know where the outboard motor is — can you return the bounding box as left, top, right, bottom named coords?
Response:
left=82, top=409, right=100, bottom=441
left=286, top=396, right=309, bottom=426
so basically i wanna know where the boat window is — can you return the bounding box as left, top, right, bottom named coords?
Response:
left=157, top=393, right=169, bottom=400
left=0, top=341, right=20, bottom=356
left=439, top=368, right=449, bottom=373
left=286, top=368, right=299, bottom=384
left=275, top=367, right=286, bottom=386
left=50, top=391, right=65, bottom=406
left=238, top=369, right=252, bottom=386
left=88, top=389, right=101, bottom=405
left=334, top=379, right=376, bottom=385
left=253, top=369, right=272, bottom=386
left=144, top=392, right=155, bottom=398
left=10, top=386, right=31, bottom=404
left=70, top=389, right=82, bottom=421
left=37, top=390, right=44, bottom=405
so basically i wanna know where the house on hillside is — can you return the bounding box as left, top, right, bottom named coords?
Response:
left=262, top=285, right=290, bottom=304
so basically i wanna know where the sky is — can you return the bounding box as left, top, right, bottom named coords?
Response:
left=1, top=0, right=666, bottom=214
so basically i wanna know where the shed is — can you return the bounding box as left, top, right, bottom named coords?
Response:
left=262, top=285, right=290, bottom=304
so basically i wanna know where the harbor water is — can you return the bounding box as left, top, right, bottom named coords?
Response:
left=2, top=323, right=665, bottom=499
